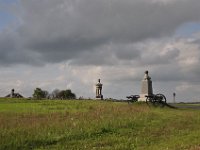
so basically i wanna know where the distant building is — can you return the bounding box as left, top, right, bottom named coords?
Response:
left=5, top=89, right=24, bottom=98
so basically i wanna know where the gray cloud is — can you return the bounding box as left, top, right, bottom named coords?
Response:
left=1, top=0, right=200, bottom=66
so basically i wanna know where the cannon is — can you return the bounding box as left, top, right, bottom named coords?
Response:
left=145, top=94, right=166, bottom=107
left=126, top=95, right=140, bottom=103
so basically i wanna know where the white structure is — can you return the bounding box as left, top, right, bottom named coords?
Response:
left=139, top=71, right=153, bottom=101
left=96, top=79, right=103, bottom=100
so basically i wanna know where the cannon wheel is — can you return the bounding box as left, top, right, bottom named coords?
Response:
left=145, top=96, right=155, bottom=107
left=153, top=94, right=166, bottom=107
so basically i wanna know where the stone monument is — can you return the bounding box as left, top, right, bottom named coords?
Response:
left=139, top=71, right=153, bottom=101
left=11, top=89, right=15, bottom=98
left=96, top=79, right=103, bottom=100
left=173, top=92, right=176, bottom=103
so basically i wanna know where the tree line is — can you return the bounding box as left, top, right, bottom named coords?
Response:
left=32, top=88, right=76, bottom=100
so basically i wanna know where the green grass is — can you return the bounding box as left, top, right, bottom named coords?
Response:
left=175, top=103, right=200, bottom=106
left=0, top=98, right=200, bottom=150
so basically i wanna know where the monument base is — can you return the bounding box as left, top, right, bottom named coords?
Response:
left=138, top=98, right=146, bottom=102
left=138, top=94, right=147, bottom=102
left=96, top=95, right=103, bottom=100
left=139, top=94, right=154, bottom=102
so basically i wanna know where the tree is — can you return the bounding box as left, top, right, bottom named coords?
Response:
left=33, top=88, right=48, bottom=99
left=43, top=90, right=49, bottom=99
left=51, top=89, right=60, bottom=99
left=57, top=89, right=76, bottom=100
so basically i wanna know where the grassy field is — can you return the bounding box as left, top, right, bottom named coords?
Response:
left=0, top=98, right=200, bottom=150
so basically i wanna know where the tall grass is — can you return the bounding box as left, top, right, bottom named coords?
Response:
left=0, top=98, right=200, bottom=149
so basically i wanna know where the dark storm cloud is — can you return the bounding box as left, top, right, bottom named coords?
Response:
left=0, top=30, right=43, bottom=66
left=69, top=43, right=141, bottom=66
left=1, top=0, right=200, bottom=65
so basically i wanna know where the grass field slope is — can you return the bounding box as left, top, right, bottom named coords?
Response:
left=0, top=98, right=200, bottom=150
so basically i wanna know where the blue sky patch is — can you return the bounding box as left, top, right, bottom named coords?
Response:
left=0, top=0, right=19, bottom=30
left=176, top=22, right=200, bottom=37
left=0, top=0, right=18, bottom=4
left=0, top=11, right=16, bottom=30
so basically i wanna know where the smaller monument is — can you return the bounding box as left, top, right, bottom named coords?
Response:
left=139, top=71, right=153, bottom=101
left=173, top=92, right=176, bottom=103
left=96, top=79, right=103, bottom=100
left=11, top=89, right=15, bottom=98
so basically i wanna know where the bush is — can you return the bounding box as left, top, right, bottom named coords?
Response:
left=33, top=88, right=48, bottom=99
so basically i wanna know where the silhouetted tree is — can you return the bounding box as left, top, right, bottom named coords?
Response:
left=43, top=90, right=49, bottom=98
left=33, top=88, right=48, bottom=99
left=51, top=89, right=60, bottom=99
left=57, top=89, right=76, bottom=99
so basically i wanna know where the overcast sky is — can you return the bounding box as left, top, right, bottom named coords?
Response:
left=1, top=0, right=200, bottom=102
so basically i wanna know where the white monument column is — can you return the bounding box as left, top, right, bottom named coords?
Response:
left=139, top=71, right=153, bottom=101
left=96, top=79, right=103, bottom=100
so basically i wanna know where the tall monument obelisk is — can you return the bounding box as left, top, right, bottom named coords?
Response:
left=139, top=71, right=153, bottom=101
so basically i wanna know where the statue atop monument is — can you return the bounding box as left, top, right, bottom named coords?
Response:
left=96, top=79, right=103, bottom=100
left=139, top=70, right=153, bottom=101
left=143, top=70, right=151, bottom=80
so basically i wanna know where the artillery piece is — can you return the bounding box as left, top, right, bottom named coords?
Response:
left=145, top=94, right=166, bottom=107
left=126, top=95, right=140, bottom=103
left=126, top=93, right=167, bottom=107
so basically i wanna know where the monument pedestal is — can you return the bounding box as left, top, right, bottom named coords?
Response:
left=96, top=96, right=103, bottom=100
left=138, top=95, right=147, bottom=102
left=95, top=79, right=103, bottom=100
